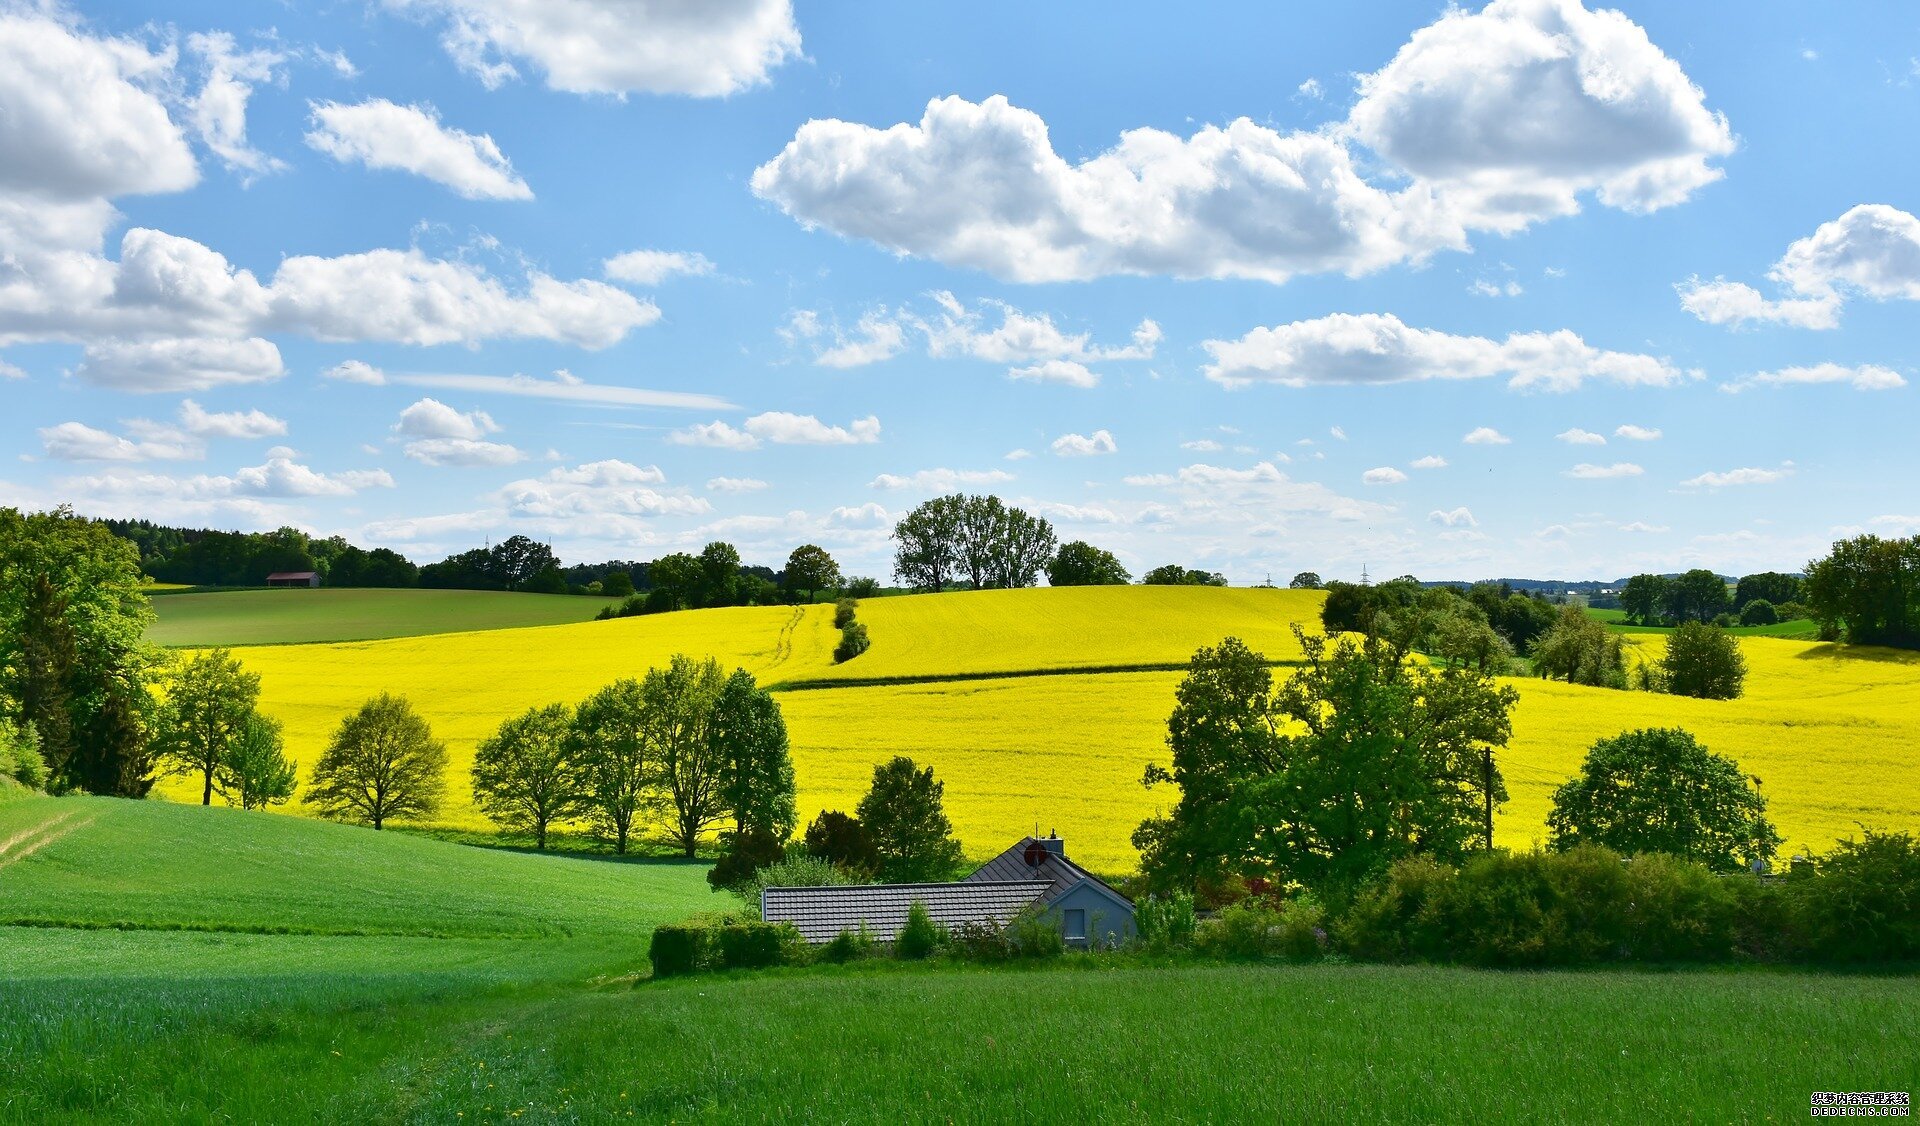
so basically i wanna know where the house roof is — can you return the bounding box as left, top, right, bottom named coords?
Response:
left=964, top=836, right=1132, bottom=906
left=265, top=571, right=317, bottom=580
left=762, top=880, right=1051, bottom=944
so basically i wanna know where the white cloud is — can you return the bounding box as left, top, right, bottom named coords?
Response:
left=1469, top=278, right=1524, bottom=298
left=1614, top=424, right=1662, bottom=441
left=396, top=397, right=500, bottom=440
left=1619, top=521, right=1668, bottom=533
left=1120, top=461, right=1388, bottom=524
left=749, top=412, right=881, bottom=446
left=1181, top=439, right=1224, bottom=452
left=671, top=421, right=758, bottom=450
left=1009, top=359, right=1100, bottom=388
left=813, top=311, right=910, bottom=369
left=39, top=421, right=195, bottom=462
left=1565, top=462, right=1644, bottom=479
left=178, top=399, right=287, bottom=439
left=1429, top=507, right=1477, bottom=528
left=1362, top=466, right=1408, bottom=485
left=1296, top=77, right=1323, bottom=100
left=493, top=460, right=708, bottom=527
left=706, top=476, right=768, bottom=493
left=74, top=337, right=286, bottom=392
left=323, top=360, right=386, bottom=385
left=391, top=0, right=803, bottom=97
left=1004, top=449, right=1032, bottom=461
left=1051, top=429, right=1118, bottom=457
left=403, top=437, right=526, bottom=467
left=1348, top=0, right=1735, bottom=228
left=1556, top=428, right=1606, bottom=445
left=393, top=370, right=729, bottom=410
left=1721, top=362, right=1907, bottom=393
left=306, top=99, right=532, bottom=200
left=603, top=249, right=715, bottom=285
left=1410, top=455, right=1448, bottom=470
left=1680, top=205, right=1920, bottom=328
left=39, top=398, right=289, bottom=462
left=754, top=3, right=1728, bottom=284
left=1202, top=312, right=1686, bottom=391
left=0, top=359, right=23, bottom=380
left=1681, top=464, right=1795, bottom=488
left=870, top=468, right=1016, bottom=491
left=827, top=502, right=890, bottom=527
left=187, top=32, right=288, bottom=179
left=1463, top=427, right=1511, bottom=445
left=65, top=457, right=393, bottom=501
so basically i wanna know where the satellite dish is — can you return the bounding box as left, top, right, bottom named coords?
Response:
left=1023, top=842, right=1047, bottom=868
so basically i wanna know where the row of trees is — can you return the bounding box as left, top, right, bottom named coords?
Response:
left=1805, top=533, right=1920, bottom=649
left=893, top=495, right=1059, bottom=593
left=1136, top=630, right=1781, bottom=902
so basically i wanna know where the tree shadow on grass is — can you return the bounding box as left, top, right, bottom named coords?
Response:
left=391, top=827, right=714, bottom=868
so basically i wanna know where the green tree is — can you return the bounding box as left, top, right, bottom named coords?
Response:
left=803, top=810, right=878, bottom=875
left=154, top=648, right=261, bottom=806
left=1141, top=564, right=1228, bottom=587
left=644, top=655, right=728, bottom=857
left=856, top=756, right=966, bottom=883
left=1734, top=571, right=1801, bottom=610
left=783, top=544, right=841, bottom=604
left=1739, top=599, right=1778, bottom=626
left=309, top=694, right=447, bottom=830
left=1619, top=573, right=1670, bottom=626
left=892, top=495, right=964, bottom=593
left=1804, top=534, right=1920, bottom=648
left=1288, top=571, right=1323, bottom=590
left=570, top=678, right=651, bottom=853
left=1546, top=728, right=1779, bottom=870
left=711, top=670, right=796, bottom=842
left=647, top=552, right=702, bottom=612
left=991, top=505, right=1056, bottom=588
left=1531, top=606, right=1628, bottom=689
left=601, top=569, right=635, bottom=598
left=697, top=542, right=741, bottom=608
left=1660, top=621, right=1747, bottom=699
left=1664, top=569, right=1733, bottom=624
left=1136, top=631, right=1515, bottom=895
left=0, top=506, right=160, bottom=795
left=0, top=717, right=47, bottom=790
left=472, top=703, right=580, bottom=848
left=1046, top=541, right=1131, bottom=587
left=214, top=713, right=297, bottom=811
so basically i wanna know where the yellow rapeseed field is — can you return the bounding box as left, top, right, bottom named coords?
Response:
left=159, top=589, right=1920, bottom=873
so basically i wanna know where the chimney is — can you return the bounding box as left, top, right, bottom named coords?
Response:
left=1037, top=831, right=1065, bottom=858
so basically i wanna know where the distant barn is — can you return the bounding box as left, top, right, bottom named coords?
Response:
left=265, top=571, right=320, bottom=588
left=762, top=834, right=1135, bottom=948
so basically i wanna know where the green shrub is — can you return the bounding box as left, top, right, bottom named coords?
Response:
left=1443, top=847, right=1633, bottom=966
left=1198, top=900, right=1285, bottom=959
left=1622, top=853, right=1736, bottom=961
left=833, top=598, right=858, bottom=629
left=1275, top=896, right=1328, bottom=963
left=1006, top=907, right=1065, bottom=959
left=1738, top=599, right=1777, bottom=626
left=0, top=718, right=46, bottom=790
left=947, top=920, right=1015, bottom=961
left=1795, top=830, right=1920, bottom=963
left=708, top=828, right=787, bottom=894
left=1726, top=873, right=1802, bottom=962
left=834, top=622, right=870, bottom=663
left=736, top=851, right=854, bottom=916
left=648, top=925, right=707, bottom=978
left=821, top=924, right=879, bottom=964
left=895, top=900, right=942, bottom=960
left=718, top=922, right=793, bottom=969
left=1337, top=856, right=1455, bottom=962
left=1135, top=892, right=1197, bottom=952
left=1773, top=600, right=1810, bottom=622
left=843, top=577, right=881, bottom=598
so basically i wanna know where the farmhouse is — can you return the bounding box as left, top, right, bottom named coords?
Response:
left=763, top=834, right=1135, bottom=947
left=265, top=571, right=320, bottom=588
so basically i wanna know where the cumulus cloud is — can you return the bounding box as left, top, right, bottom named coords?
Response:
left=403, top=438, right=526, bottom=466
left=670, top=421, right=758, bottom=450
left=390, top=0, right=802, bottom=96
left=0, top=359, right=25, bottom=380
left=1557, top=427, right=1606, bottom=444
left=1202, top=312, right=1685, bottom=391
left=1679, top=205, right=1920, bottom=328
left=1681, top=463, right=1795, bottom=488
left=492, top=460, right=708, bottom=528
left=706, top=476, right=768, bottom=493
left=39, top=421, right=195, bottom=462
left=306, top=99, right=532, bottom=200
left=396, top=397, right=500, bottom=440
left=1010, top=359, right=1100, bottom=388
left=1463, top=427, right=1511, bottom=445
left=603, top=249, right=715, bottom=286
left=1614, top=424, right=1662, bottom=441
left=747, top=412, right=881, bottom=446
left=1429, top=507, right=1477, bottom=527
left=63, top=457, right=393, bottom=501
left=1182, top=439, right=1224, bottom=452
left=1619, top=521, right=1668, bottom=533
left=754, top=2, right=1729, bottom=284
left=177, top=399, right=287, bottom=439
left=870, top=468, right=1016, bottom=491
left=74, top=337, right=286, bottom=392
left=1362, top=466, right=1409, bottom=485
left=1565, top=462, right=1644, bottom=479
left=323, top=360, right=386, bottom=385
left=1410, top=455, right=1448, bottom=469
left=1050, top=430, right=1118, bottom=457
left=187, top=32, right=288, bottom=179
left=1720, top=362, right=1906, bottom=393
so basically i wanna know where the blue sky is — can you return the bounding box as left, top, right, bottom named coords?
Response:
left=2, top=0, right=1916, bottom=582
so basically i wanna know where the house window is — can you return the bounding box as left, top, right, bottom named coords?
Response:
left=1064, top=908, right=1086, bottom=940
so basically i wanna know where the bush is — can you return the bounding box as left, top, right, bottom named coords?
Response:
left=948, top=920, right=1015, bottom=962
left=1337, top=856, right=1456, bottom=962
left=1622, top=853, right=1736, bottom=961
left=1135, top=892, right=1197, bottom=952
left=718, top=922, right=794, bottom=969
left=1275, top=896, right=1328, bottom=963
left=834, top=622, right=870, bottom=663
left=1006, top=907, right=1065, bottom=958
left=708, top=828, right=787, bottom=893
left=1738, top=599, right=1777, bottom=626
left=648, top=925, right=707, bottom=978
left=1726, top=873, right=1802, bottom=962
left=735, top=852, right=853, bottom=917
left=1794, top=830, right=1920, bottom=962
left=895, top=900, right=942, bottom=960
left=843, top=576, right=882, bottom=598
left=0, top=718, right=47, bottom=790
left=1774, top=600, right=1810, bottom=622
left=1660, top=621, right=1747, bottom=700
left=820, top=925, right=880, bottom=964
left=1438, top=850, right=1619, bottom=967
left=833, top=598, right=858, bottom=629
left=1198, top=900, right=1285, bottom=959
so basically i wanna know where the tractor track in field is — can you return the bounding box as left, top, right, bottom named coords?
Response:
left=0, top=810, right=95, bottom=870
left=768, top=657, right=1310, bottom=693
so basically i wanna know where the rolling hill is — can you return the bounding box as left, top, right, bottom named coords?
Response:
left=146, top=587, right=625, bottom=647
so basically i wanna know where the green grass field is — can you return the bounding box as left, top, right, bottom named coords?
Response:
left=1587, top=606, right=1822, bottom=639
left=145, top=587, right=623, bottom=647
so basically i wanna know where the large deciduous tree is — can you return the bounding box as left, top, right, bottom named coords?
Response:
left=1804, top=534, right=1920, bottom=648
left=215, top=713, right=298, bottom=811
left=647, top=552, right=702, bottom=612
left=1660, top=622, right=1747, bottom=700
left=643, top=655, right=728, bottom=857
left=856, top=756, right=966, bottom=883
left=155, top=648, right=261, bottom=806
left=1048, top=541, right=1132, bottom=587
left=892, top=495, right=964, bottom=593
left=697, top=542, right=741, bottom=608
left=0, top=506, right=161, bottom=796
left=1664, top=569, right=1733, bottom=624
left=783, top=544, right=841, bottom=604
left=1734, top=571, right=1801, bottom=611
left=1547, top=727, right=1779, bottom=870
left=1531, top=606, right=1628, bottom=689
left=472, top=702, right=580, bottom=848
left=1136, top=629, right=1515, bottom=896
left=1619, top=573, right=1670, bottom=626
left=309, top=694, right=447, bottom=830
left=569, top=678, right=651, bottom=853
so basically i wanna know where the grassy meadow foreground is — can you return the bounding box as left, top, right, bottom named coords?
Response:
left=149, top=585, right=1920, bottom=871
left=2, top=792, right=1914, bottom=1122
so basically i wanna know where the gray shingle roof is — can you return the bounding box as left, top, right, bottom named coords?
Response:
left=762, top=881, right=1051, bottom=944
left=964, top=836, right=1129, bottom=905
